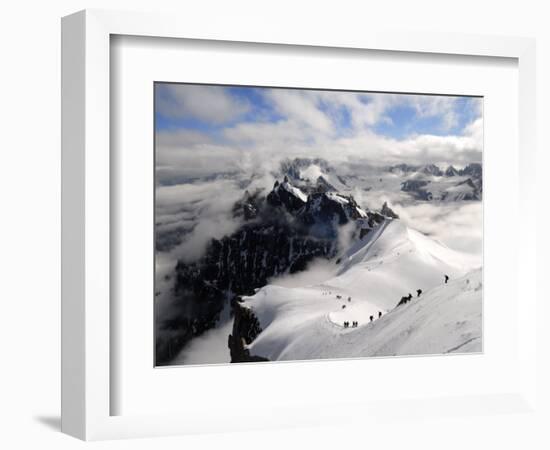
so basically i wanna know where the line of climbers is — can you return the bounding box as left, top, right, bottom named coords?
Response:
left=343, top=311, right=383, bottom=328
left=339, top=275, right=451, bottom=329
left=397, top=274, right=450, bottom=307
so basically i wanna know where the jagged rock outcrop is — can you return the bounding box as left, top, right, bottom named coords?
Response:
left=380, top=201, right=399, bottom=219
left=232, top=189, right=263, bottom=220
left=444, top=178, right=481, bottom=201
left=314, top=175, right=337, bottom=193
left=420, top=164, right=444, bottom=177
left=301, top=192, right=362, bottom=237
left=445, top=165, right=460, bottom=177
left=266, top=177, right=308, bottom=212
left=401, top=179, right=433, bottom=200
left=459, top=163, right=482, bottom=178
left=388, top=163, right=419, bottom=174
left=228, top=299, right=269, bottom=362
left=279, top=157, right=330, bottom=182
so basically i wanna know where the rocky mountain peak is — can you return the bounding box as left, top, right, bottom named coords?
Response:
left=380, top=201, right=399, bottom=219
left=267, top=177, right=308, bottom=212
left=279, top=157, right=330, bottom=180
left=445, top=165, right=459, bottom=177
left=460, top=163, right=482, bottom=178
left=420, top=164, right=444, bottom=177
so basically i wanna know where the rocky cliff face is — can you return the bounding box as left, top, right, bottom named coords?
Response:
left=401, top=179, right=432, bottom=200
left=228, top=299, right=269, bottom=363
left=380, top=201, right=399, bottom=219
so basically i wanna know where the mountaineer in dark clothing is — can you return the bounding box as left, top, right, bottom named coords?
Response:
left=444, top=275, right=449, bottom=284
left=378, top=311, right=382, bottom=318
left=417, top=289, right=422, bottom=297
left=370, top=315, right=374, bottom=322
left=397, top=293, right=413, bottom=307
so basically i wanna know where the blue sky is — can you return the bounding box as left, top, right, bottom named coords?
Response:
left=155, top=83, right=481, bottom=141
left=372, top=95, right=480, bottom=139
left=155, top=85, right=284, bottom=134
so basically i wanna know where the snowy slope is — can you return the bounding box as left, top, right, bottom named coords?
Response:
left=241, top=220, right=482, bottom=361
left=330, top=219, right=476, bottom=311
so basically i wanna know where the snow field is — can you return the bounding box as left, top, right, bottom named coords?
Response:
left=242, top=219, right=482, bottom=361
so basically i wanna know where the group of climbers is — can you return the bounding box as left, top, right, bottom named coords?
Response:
left=397, top=275, right=449, bottom=308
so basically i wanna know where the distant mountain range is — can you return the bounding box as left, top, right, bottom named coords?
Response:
left=387, top=162, right=482, bottom=201
left=388, top=162, right=482, bottom=178
left=277, top=158, right=483, bottom=202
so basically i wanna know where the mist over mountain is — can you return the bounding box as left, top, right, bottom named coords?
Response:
left=155, top=157, right=482, bottom=365
left=156, top=157, right=482, bottom=261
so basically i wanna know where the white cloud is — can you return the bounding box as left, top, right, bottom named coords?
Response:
left=223, top=119, right=310, bottom=146
left=463, top=117, right=483, bottom=149
left=259, top=89, right=476, bottom=137
left=268, top=259, right=337, bottom=288
left=393, top=201, right=483, bottom=258
left=264, top=89, right=334, bottom=133
left=409, top=96, right=460, bottom=131
left=257, top=90, right=401, bottom=135
left=155, top=129, right=243, bottom=182
left=156, top=129, right=213, bottom=148
left=156, top=179, right=245, bottom=263
left=275, top=90, right=397, bottom=131
left=318, top=91, right=396, bottom=130
left=154, top=87, right=483, bottom=184
left=156, top=116, right=483, bottom=189
left=156, top=84, right=250, bottom=124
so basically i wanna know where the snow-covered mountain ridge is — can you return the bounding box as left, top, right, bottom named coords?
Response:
left=234, top=220, right=481, bottom=361
left=277, top=158, right=483, bottom=203
left=240, top=268, right=482, bottom=360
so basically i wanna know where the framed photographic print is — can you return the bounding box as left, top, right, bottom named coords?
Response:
left=61, top=9, right=537, bottom=440
left=153, top=82, right=484, bottom=367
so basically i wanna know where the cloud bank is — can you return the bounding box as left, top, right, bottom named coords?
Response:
left=155, top=85, right=482, bottom=186
left=154, top=83, right=483, bottom=272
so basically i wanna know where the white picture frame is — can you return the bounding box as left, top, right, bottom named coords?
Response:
left=61, top=9, right=537, bottom=441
